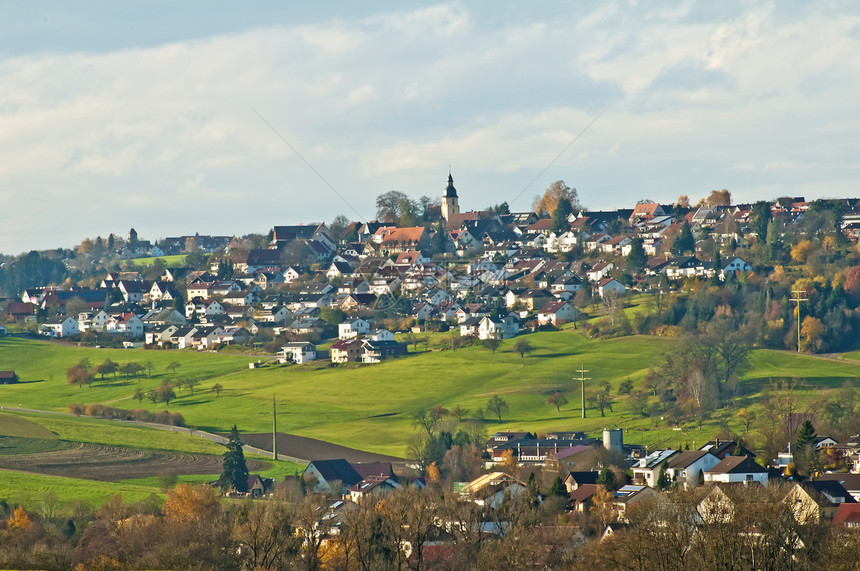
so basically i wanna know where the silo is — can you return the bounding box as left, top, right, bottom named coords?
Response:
left=603, top=428, right=623, bottom=452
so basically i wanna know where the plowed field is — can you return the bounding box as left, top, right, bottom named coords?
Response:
left=0, top=436, right=268, bottom=481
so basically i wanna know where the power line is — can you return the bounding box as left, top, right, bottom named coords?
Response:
left=575, top=363, right=591, bottom=419
left=252, top=108, right=368, bottom=224
left=509, top=103, right=611, bottom=208
left=790, top=288, right=808, bottom=352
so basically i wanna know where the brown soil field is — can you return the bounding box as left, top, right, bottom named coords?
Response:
left=235, top=432, right=407, bottom=464
left=0, top=439, right=268, bottom=481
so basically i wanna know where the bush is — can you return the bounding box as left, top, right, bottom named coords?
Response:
left=68, top=403, right=84, bottom=416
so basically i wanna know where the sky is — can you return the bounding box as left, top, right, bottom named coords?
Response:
left=1, top=1, right=859, bottom=255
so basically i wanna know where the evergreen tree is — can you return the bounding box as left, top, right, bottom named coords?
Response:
left=432, top=221, right=448, bottom=256
left=220, top=425, right=249, bottom=492
left=796, top=419, right=817, bottom=449
left=656, top=460, right=670, bottom=491
left=548, top=475, right=567, bottom=497
left=626, top=238, right=647, bottom=273
left=671, top=222, right=695, bottom=256
left=550, top=197, right=573, bottom=234
left=596, top=467, right=617, bottom=491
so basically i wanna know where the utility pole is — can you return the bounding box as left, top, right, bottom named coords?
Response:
left=272, top=395, right=278, bottom=461
left=575, top=364, right=590, bottom=419
left=790, top=288, right=808, bottom=352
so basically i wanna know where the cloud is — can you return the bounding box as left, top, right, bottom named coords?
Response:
left=1, top=2, right=860, bottom=253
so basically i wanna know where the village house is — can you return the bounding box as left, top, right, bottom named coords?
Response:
left=703, top=455, right=769, bottom=485
left=278, top=342, right=318, bottom=364
left=39, top=316, right=79, bottom=338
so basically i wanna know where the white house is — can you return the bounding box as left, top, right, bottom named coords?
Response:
left=586, top=261, right=614, bottom=283
left=536, top=301, right=579, bottom=326
left=278, top=342, right=317, bottom=364
left=597, top=278, right=626, bottom=298
left=105, top=313, right=145, bottom=337
left=704, top=456, right=769, bottom=485
left=477, top=315, right=519, bottom=340
left=719, top=256, right=752, bottom=280
left=665, top=450, right=722, bottom=491
left=339, top=318, right=371, bottom=339
left=145, top=324, right=179, bottom=345
left=77, top=309, right=110, bottom=332
left=367, top=329, right=394, bottom=341
left=40, top=316, right=79, bottom=338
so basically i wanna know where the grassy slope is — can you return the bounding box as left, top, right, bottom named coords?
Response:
left=128, top=254, right=187, bottom=267
left=2, top=332, right=859, bottom=458
left=0, top=469, right=163, bottom=510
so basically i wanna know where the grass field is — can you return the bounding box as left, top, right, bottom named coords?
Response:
left=128, top=254, right=187, bottom=267
left=0, top=469, right=163, bottom=512
left=4, top=329, right=859, bottom=459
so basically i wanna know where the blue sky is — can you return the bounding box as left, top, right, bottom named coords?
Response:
left=1, top=1, right=859, bottom=254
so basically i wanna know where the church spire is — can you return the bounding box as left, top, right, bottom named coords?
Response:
left=444, top=171, right=458, bottom=198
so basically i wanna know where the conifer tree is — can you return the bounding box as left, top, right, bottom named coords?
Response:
left=220, top=425, right=249, bottom=492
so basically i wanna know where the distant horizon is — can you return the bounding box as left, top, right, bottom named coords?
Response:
left=3, top=2, right=858, bottom=254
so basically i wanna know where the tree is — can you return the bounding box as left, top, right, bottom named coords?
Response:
left=157, top=381, right=176, bottom=406
left=183, top=377, right=200, bottom=395
left=120, top=362, right=144, bottom=382
left=796, top=419, right=817, bottom=449
left=166, top=361, right=181, bottom=375
left=133, top=388, right=145, bottom=405
left=545, top=392, right=569, bottom=412
left=533, top=180, right=581, bottom=216
left=548, top=475, right=566, bottom=497
left=751, top=200, right=772, bottom=242
left=587, top=383, right=615, bottom=417
left=219, top=425, right=249, bottom=492
left=618, top=379, right=634, bottom=395
left=66, top=364, right=92, bottom=388
left=671, top=222, right=695, bottom=255
left=95, top=359, right=118, bottom=382
left=451, top=404, right=470, bottom=422
left=233, top=499, right=299, bottom=571
left=800, top=316, right=825, bottom=352
left=512, top=338, right=534, bottom=358
left=596, top=467, right=618, bottom=491
left=550, top=194, right=573, bottom=234
left=626, top=237, right=647, bottom=273
left=212, top=382, right=223, bottom=397
left=486, top=395, right=509, bottom=423
left=706, top=189, right=732, bottom=206
left=412, top=406, right=447, bottom=436
left=656, top=460, right=670, bottom=491
left=376, top=190, right=414, bottom=223
left=482, top=338, right=501, bottom=353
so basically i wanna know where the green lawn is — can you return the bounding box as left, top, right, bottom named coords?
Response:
left=2, top=332, right=859, bottom=458
left=128, top=254, right=188, bottom=267
left=0, top=469, right=163, bottom=512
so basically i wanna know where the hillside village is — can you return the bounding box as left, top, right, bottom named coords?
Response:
left=4, top=174, right=858, bottom=364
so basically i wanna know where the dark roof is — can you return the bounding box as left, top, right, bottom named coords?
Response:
left=307, top=459, right=361, bottom=487
left=802, top=480, right=856, bottom=504
left=706, top=456, right=767, bottom=475
left=569, top=483, right=599, bottom=503
left=565, top=471, right=600, bottom=486
left=353, top=462, right=395, bottom=480
left=444, top=173, right=458, bottom=198
left=818, top=473, right=860, bottom=491
left=667, top=450, right=713, bottom=470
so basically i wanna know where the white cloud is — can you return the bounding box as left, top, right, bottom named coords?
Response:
left=1, top=2, right=859, bottom=253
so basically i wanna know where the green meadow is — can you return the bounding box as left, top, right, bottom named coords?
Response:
left=128, top=254, right=188, bottom=268
left=2, top=330, right=859, bottom=459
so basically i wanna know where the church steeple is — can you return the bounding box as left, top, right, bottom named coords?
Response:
left=441, top=170, right=460, bottom=221
left=444, top=171, right=458, bottom=198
